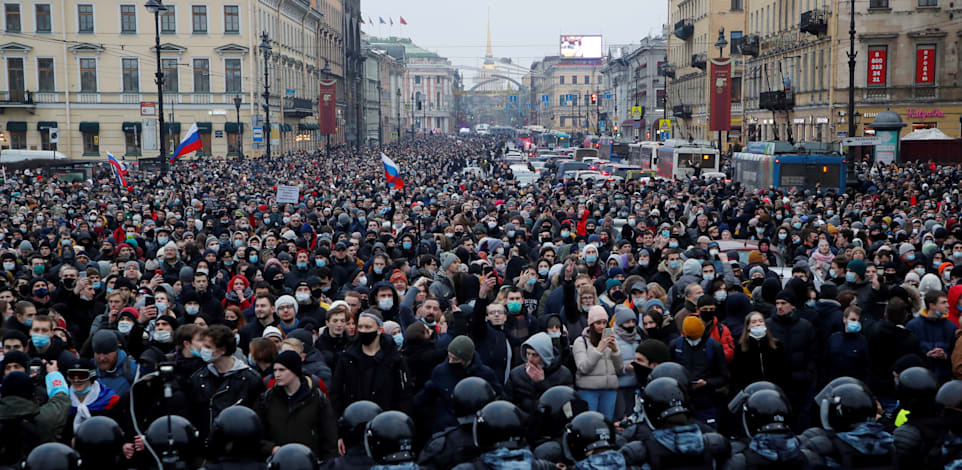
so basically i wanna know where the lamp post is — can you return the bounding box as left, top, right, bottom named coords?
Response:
left=396, top=87, right=401, bottom=143
left=145, top=0, right=167, bottom=175
left=322, top=60, right=331, bottom=154
left=259, top=32, right=272, bottom=158
left=714, top=28, right=728, bottom=154
left=233, top=95, right=242, bottom=157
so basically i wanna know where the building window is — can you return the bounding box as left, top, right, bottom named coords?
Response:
left=124, top=129, right=141, bottom=155
left=120, top=4, right=136, bottom=33
left=160, top=6, right=175, bottom=33
left=5, top=4, right=20, bottom=33
left=435, top=76, right=440, bottom=84
left=731, top=0, right=744, bottom=9
left=82, top=130, right=98, bottom=154
left=40, top=129, right=55, bottom=151
left=918, top=0, right=937, bottom=5
left=869, top=0, right=888, bottom=7
left=162, top=58, right=178, bottom=92
left=731, top=77, right=742, bottom=102
left=559, top=76, right=565, bottom=85
left=191, top=5, right=207, bottom=33
left=80, top=57, right=96, bottom=92
left=572, top=76, right=578, bottom=84
left=9, top=129, right=26, bottom=149
left=37, top=58, right=54, bottom=91
left=122, top=58, right=139, bottom=92
left=225, top=58, right=242, bottom=92
left=585, top=75, right=590, bottom=84
left=6, top=58, right=24, bottom=101
left=414, top=75, right=421, bottom=84
left=77, top=4, right=93, bottom=32
left=559, top=95, right=564, bottom=106
left=35, top=4, right=51, bottom=32
left=193, top=58, right=210, bottom=92
left=224, top=5, right=239, bottom=33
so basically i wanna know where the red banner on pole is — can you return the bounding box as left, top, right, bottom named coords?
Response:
left=868, top=48, right=887, bottom=86
left=915, top=46, right=935, bottom=84
left=319, top=80, right=337, bottom=135
left=709, top=58, right=732, bottom=132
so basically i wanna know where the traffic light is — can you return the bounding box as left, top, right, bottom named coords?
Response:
left=590, top=93, right=598, bottom=105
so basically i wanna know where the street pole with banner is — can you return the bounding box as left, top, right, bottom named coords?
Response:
left=48, top=127, right=58, bottom=163
left=711, top=29, right=731, bottom=154
left=319, top=80, right=337, bottom=155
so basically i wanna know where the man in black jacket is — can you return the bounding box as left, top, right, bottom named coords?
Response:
left=186, top=324, right=264, bottom=442
left=765, top=288, right=817, bottom=431
left=331, top=311, right=412, bottom=415
left=503, top=332, right=573, bottom=416
left=238, top=293, right=277, bottom=355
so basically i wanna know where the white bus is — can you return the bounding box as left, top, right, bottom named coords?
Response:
left=474, top=123, right=491, bottom=135
left=627, top=141, right=663, bottom=170
left=654, top=140, right=720, bottom=180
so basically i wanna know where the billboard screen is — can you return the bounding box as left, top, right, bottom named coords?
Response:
left=560, top=35, right=602, bottom=59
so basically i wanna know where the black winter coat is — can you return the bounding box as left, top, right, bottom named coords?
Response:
left=866, top=320, right=923, bottom=400
left=402, top=335, right=447, bottom=392
left=765, top=311, right=817, bottom=386
left=256, top=376, right=338, bottom=460
left=503, top=360, right=574, bottom=416
left=730, top=337, right=791, bottom=391
left=186, top=359, right=265, bottom=439
left=331, top=333, right=412, bottom=415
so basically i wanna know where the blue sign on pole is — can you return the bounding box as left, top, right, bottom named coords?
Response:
left=544, top=102, right=549, bottom=108
left=509, top=95, right=517, bottom=103
left=542, top=94, right=549, bottom=102
left=604, top=92, right=611, bottom=100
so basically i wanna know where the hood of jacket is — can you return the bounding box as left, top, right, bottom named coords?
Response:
left=522, top=332, right=556, bottom=368
left=682, top=258, right=702, bottom=277
left=206, top=354, right=253, bottom=376
left=0, top=395, right=39, bottom=419
left=371, top=280, right=400, bottom=312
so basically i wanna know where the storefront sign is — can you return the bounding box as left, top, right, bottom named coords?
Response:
left=140, top=102, right=156, bottom=116
left=876, top=130, right=898, bottom=165
left=915, top=46, right=935, bottom=84
left=793, top=118, right=805, bottom=124
left=868, top=48, right=887, bottom=86
left=816, top=117, right=829, bottom=124
left=906, top=108, right=945, bottom=120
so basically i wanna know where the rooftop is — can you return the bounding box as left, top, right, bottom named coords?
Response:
left=368, top=36, right=440, bottom=59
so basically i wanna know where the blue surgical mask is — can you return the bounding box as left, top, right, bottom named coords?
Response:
left=713, top=291, right=727, bottom=303
left=393, top=333, right=404, bottom=348
left=76, top=385, right=91, bottom=396
left=24, top=318, right=33, bottom=327
left=31, top=334, right=50, bottom=349
left=315, top=259, right=326, bottom=267
left=507, top=301, right=522, bottom=313
left=954, top=251, right=962, bottom=260
left=668, top=260, right=681, bottom=270
left=585, top=254, right=597, bottom=264
left=905, top=253, right=915, bottom=261
left=749, top=325, right=767, bottom=339
left=402, top=241, right=412, bottom=250
left=845, top=272, right=857, bottom=283
left=661, top=230, right=670, bottom=238
left=185, top=305, right=200, bottom=316
left=845, top=320, right=861, bottom=334
left=93, top=281, right=102, bottom=290
left=234, top=240, right=244, bottom=248
left=156, top=302, right=168, bottom=313
left=547, top=330, right=562, bottom=339
left=297, top=262, right=308, bottom=270
left=778, top=233, right=787, bottom=241
left=199, top=347, right=215, bottom=363
left=526, top=277, right=537, bottom=286
left=829, top=269, right=837, bottom=278
left=792, top=222, right=802, bottom=229
left=805, top=300, right=816, bottom=308
left=249, top=255, right=258, bottom=263
left=538, top=268, right=549, bottom=277
left=373, top=266, right=384, bottom=275
left=668, top=241, right=679, bottom=249
left=561, top=230, right=570, bottom=238
left=158, top=237, right=169, bottom=246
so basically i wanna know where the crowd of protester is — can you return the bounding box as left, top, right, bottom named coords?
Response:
left=0, top=134, right=961, bottom=469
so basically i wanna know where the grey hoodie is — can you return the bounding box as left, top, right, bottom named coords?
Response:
left=522, top=332, right=555, bottom=368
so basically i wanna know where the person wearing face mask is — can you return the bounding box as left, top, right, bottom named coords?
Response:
left=609, top=306, right=642, bottom=421
left=222, top=274, right=254, bottom=312
left=731, top=312, right=790, bottom=392
left=414, top=335, right=502, bottom=435
left=669, top=316, right=729, bottom=428
left=824, top=306, right=870, bottom=383
left=25, top=315, right=66, bottom=363
left=186, top=324, right=265, bottom=442
left=61, top=356, right=120, bottom=444
left=330, top=312, right=412, bottom=416
left=290, top=282, right=324, bottom=325
left=765, top=289, right=817, bottom=430
left=372, top=282, right=415, bottom=329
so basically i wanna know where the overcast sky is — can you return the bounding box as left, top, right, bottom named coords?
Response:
left=361, top=0, right=667, bottom=85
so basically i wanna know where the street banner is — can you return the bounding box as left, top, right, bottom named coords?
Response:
left=319, top=80, right=337, bottom=135
left=276, top=185, right=300, bottom=204
left=709, top=58, right=732, bottom=132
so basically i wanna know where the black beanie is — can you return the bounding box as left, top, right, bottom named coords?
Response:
left=91, top=330, right=120, bottom=354
left=2, top=371, right=34, bottom=399
left=1, top=350, right=29, bottom=372
left=275, top=350, right=302, bottom=377
left=819, top=281, right=839, bottom=301
left=775, top=289, right=797, bottom=306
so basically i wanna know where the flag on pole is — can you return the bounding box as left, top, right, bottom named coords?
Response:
left=400, top=16, right=408, bottom=25
left=379, top=17, right=386, bottom=24
left=169, top=123, right=202, bottom=163
left=360, top=17, right=365, bottom=24
left=381, top=153, right=404, bottom=190
left=107, top=152, right=128, bottom=187
left=368, top=17, right=374, bottom=25
left=390, top=17, right=393, bottom=25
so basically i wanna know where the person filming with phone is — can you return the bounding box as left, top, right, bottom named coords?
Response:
left=572, top=306, right=622, bottom=420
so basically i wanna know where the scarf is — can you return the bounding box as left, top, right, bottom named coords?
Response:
left=70, top=381, right=101, bottom=432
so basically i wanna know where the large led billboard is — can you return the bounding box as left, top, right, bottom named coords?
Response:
left=560, top=35, right=603, bottom=59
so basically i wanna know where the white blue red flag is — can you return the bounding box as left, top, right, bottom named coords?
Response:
left=107, top=152, right=127, bottom=187
left=169, top=122, right=202, bottom=163
left=381, top=153, right=404, bottom=189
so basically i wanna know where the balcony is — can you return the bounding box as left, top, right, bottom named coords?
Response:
left=192, top=94, right=213, bottom=104
left=691, top=53, right=707, bottom=70
left=759, top=91, right=794, bottom=111
left=800, top=10, right=828, bottom=35
left=740, top=35, right=760, bottom=57
left=0, top=90, right=36, bottom=110
left=672, top=104, right=692, bottom=119
left=284, top=96, right=315, bottom=118
left=674, top=19, right=694, bottom=41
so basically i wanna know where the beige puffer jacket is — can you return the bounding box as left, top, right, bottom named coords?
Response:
left=572, top=327, right=623, bottom=390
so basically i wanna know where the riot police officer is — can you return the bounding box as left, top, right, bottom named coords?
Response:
left=268, top=443, right=320, bottom=470
left=74, top=416, right=124, bottom=469
left=800, top=382, right=895, bottom=469
left=205, top=406, right=267, bottom=470
left=22, top=443, right=80, bottom=470
left=364, top=411, right=423, bottom=469
left=452, top=400, right=554, bottom=470
left=145, top=415, right=201, bottom=470
left=935, top=380, right=962, bottom=468
left=892, top=367, right=941, bottom=469
left=725, top=389, right=814, bottom=469
left=419, top=377, right=494, bottom=470
left=532, top=385, right=588, bottom=467
left=563, top=411, right=626, bottom=469
left=619, top=377, right=730, bottom=469
left=322, top=401, right=381, bottom=470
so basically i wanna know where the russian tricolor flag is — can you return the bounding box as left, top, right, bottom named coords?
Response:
left=381, top=153, right=404, bottom=190
left=169, top=122, right=202, bottom=163
left=107, top=152, right=127, bottom=187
